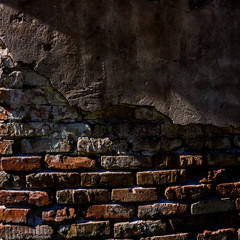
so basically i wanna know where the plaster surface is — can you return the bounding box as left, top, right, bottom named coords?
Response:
left=0, top=0, right=240, bottom=126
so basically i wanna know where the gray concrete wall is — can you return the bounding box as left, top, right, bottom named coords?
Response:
left=1, top=0, right=240, bottom=126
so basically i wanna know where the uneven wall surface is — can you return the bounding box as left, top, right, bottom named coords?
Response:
left=1, top=0, right=240, bottom=126
left=1, top=0, right=240, bottom=239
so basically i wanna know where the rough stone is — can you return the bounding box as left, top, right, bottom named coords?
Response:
left=135, top=107, right=170, bottom=122
left=101, top=155, right=152, bottom=170
left=191, top=198, right=234, bottom=215
left=58, top=221, right=110, bottom=238
left=0, top=71, right=24, bottom=88
left=114, top=220, right=166, bottom=238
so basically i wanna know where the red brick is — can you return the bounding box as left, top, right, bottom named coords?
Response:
left=154, top=155, right=203, bottom=169
left=138, top=203, right=188, bottom=219
left=114, top=220, right=166, bottom=238
left=236, top=198, right=240, bottom=211
left=0, top=208, right=30, bottom=223
left=26, top=172, right=80, bottom=188
left=140, top=233, right=189, bottom=240
left=85, top=204, right=135, bottom=220
left=58, top=221, right=110, bottom=238
left=45, top=154, right=96, bottom=170
left=197, top=228, right=236, bottom=240
left=216, top=182, right=240, bottom=196
left=0, top=140, right=14, bottom=155
left=199, top=169, right=228, bottom=183
left=0, top=224, right=53, bottom=239
left=165, top=185, right=210, bottom=200
left=137, top=170, right=186, bottom=186
left=1, top=156, right=41, bottom=171
left=56, top=189, right=110, bottom=204
left=81, top=172, right=134, bottom=187
left=112, top=188, right=158, bottom=202
left=0, top=190, right=51, bottom=206
left=42, top=207, right=77, bottom=222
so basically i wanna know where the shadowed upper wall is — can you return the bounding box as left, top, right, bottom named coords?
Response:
left=0, top=0, right=240, bottom=126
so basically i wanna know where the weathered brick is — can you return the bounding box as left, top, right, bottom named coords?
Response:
left=235, top=198, right=240, bottom=211
left=161, top=124, right=207, bottom=139
left=101, top=155, right=152, bottom=170
left=56, top=189, right=110, bottom=204
left=0, top=208, right=30, bottom=223
left=0, top=140, right=14, bottom=155
left=77, top=137, right=127, bottom=154
left=54, top=123, right=91, bottom=141
left=169, top=213, right=236, bottom=232
left=216, top=182, right=240, bottom=196
left=85, top=204, right=135, bottom=220
left=133, top=137, right=182, bottom=152
left=0, top=88, right=49, bottom=105
left=140, top=233, right=189, bottom=240
left=112, top=188, right=158, bottom=202
left=191, top=198, right=234, bottom=215
left=58, top=221, right=110, bottom=238
left=206, top=154, right=240, bottom=166
left=114, top=220, right=166, bottom=238
left=199, top=169, right=228, bottom=183
left=0, top=224, right=53, bottom=239
left=0, top=122, right=52, bottom=138
left=0, top=171, right=24, bottom=189
left=1, top=156, right=41, bottom=171
left=185, top=137, right=231, bottom=150
left=45, top=154, right=96, bottom=170
left=154, top=155, right=203, bottom=169
left=21, top=137, right=73, bottom=153
left=0, top=106, right=27, bottom=121
left=81, top=172, right=134, bottom=187
left=197, top=228, right=236, bottom=240
left=138, top=203, right=188, bottom=219
left=137, top=170, right=186, bottom=186
left=26, top=172, right=80, bottom=188
left=165, top=185, right=210, bottom=200
left=42, top=207, right=77, bottom=222
left=0, top=190, right=51, bottom=206
left=28, top=106, right=79, bottom=121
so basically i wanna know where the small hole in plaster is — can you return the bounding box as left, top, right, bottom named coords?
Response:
left=43, top=43, right=52, bottom=52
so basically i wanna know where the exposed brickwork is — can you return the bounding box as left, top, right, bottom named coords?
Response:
left=1, top=65, right=240, bottom=238
left=112, top=188, right=158, bottom=202
left=1, top=156, right=41, bottom=171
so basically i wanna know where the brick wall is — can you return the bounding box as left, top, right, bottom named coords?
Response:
left=1, top=62, right=240, bottom=239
